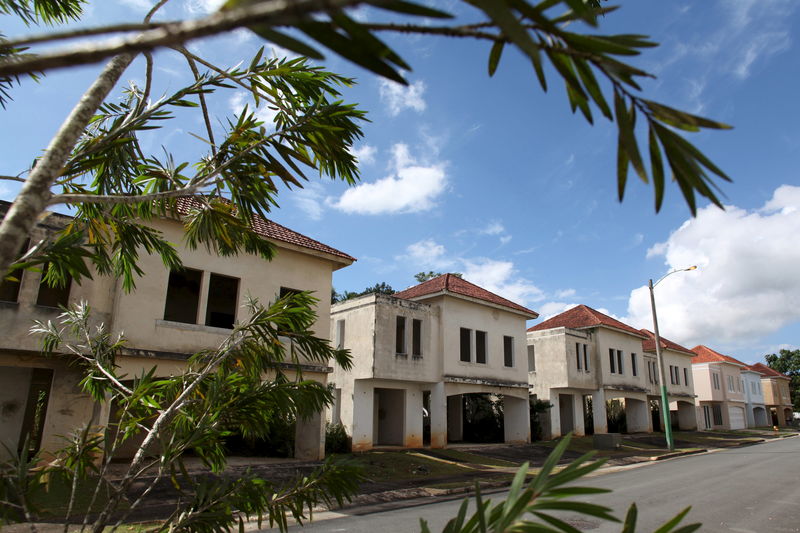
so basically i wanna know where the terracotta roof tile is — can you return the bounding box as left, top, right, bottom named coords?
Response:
left=749, top=362, right=791, bottom=379
left=639, top=329, right=695, bottom=356
left=393, top=274, right=538, bottom=317
left=174, top=197, right=355, bottom=262
left=690, top=345, right=746, bottom=367
left=527, top=304, right=646, bottom=338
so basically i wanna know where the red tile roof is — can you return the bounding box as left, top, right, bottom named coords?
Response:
left=639, top=329, right=695, bottom=356
left=527, top=304, right=646, bottom=338
left=749, top=362, right=790, bottom=379
left=690, top=345, right=746, bottom=367
left=393, top=274, right=538, bottom=317
left=174, top=197, right=355, bottom=262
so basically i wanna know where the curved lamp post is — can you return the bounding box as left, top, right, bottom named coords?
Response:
left=648, top=266, right=697, bottom=451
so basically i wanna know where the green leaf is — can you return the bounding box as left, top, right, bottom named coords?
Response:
left=573, top=58, right=612, bottom=120
left=654, top=506, right=693, bottom=533
left=247, top=26, right=325, bottom=60
left=622, top=503, right=638, bottom=533
left=614, top=89, right=647, bottom=183
left=649, top=125, right=665, bottom=211
left=366, top=0, right=453, bottom=19
left=488, top=40, right=504, bottom=77
left=643, top=99, right=733, bottom=131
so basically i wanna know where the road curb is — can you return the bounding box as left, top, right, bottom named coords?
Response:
left=649, top=448, right=708, bottom=461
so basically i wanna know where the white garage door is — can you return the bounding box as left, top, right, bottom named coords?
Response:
left=728, top=406, right=745, bottom=429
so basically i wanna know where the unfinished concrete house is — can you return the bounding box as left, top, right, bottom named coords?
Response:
left=527, top=305, right=697, bottom=439
left=749, top=362, right=793, bottom=426
left=329, top=274, right=539, bottom=451
left=0, top=198, right=354, bottom=461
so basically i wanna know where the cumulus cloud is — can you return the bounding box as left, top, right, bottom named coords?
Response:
left=120, top=0, right=152, bottom=11
left=292, top=182, right=326, bottom=221
left=329, top=143, right=447, bottom=215
left=183, top=0, right=224, bottom=15
left=398, top=239, right=543, bottom=307
left=228, top=91, right=277, bottom=127
left=350, top=144, right=377, bottom=166
left=625, top=185, right=800, bottom=347
left=480, top=221, right=505, bottom=236
left=379, top=79, right=426, bottom=116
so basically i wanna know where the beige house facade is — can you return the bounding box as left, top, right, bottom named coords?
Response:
left=750, top=363, right=794, bottom=426
left=691, top=345, right=747, bottom=430
left=527, top=305, right=696, bottom=440
left=329, top=274, right=538, bottom=451
left=0, top=199, right=354, bottom=461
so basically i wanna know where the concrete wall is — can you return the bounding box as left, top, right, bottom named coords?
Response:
left=0, top=366, right=31, bottom=458
left=527, top=328, right=597, bottom=395
left=595, top=329, right=648, bottom=390
left=692, top=363, right=726, bottom=402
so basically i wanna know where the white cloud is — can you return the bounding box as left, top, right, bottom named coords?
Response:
left=555, top=289, right=576, bottom=299
left=292, top=182, right=325, bottom=221
left=536, top=302, right=579, bottom=321
left=329, top=143, right=447, bottom=215
left=500, top=235, right=512, bottom=245
left=119, top=0, right=152, bottom=11
left=228, top=91, right=277, bottom=127
left=183, top=0, right=224, bottom=15
left=350, top=144, right=377, bottom=166
left=479, top=221, right=505, bottom=236
left=379, top=78, right=426, bottom=116
left=625, top=184, right=800, bottom=347
left=397, top=240, right=543, bottom=307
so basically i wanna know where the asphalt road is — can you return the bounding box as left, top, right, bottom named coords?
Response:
left=281, top=436, right=800, bottom=533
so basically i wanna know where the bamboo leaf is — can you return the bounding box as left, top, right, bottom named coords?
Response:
left=488, top=40, right=504, bottom=77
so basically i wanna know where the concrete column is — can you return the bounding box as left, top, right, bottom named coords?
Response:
left=295, top=410, right=325, bottom=460
left=447, top=395, right=463, bottom=442
left=503, top=394, right=530, bottom=443
left=626, top=398, right=650, bottom=433
left=547, top=391, right=561, bottom=439
left=404, top=388, right=423, bottom=448
left=351, top=380, right=374, bottom=451
left=430, top=382, right=447, bottom=448
left=592, top=389, right=608, bottom=434
left=572, top=394, right=586, bottom=437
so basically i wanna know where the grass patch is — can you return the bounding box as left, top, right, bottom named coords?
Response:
left=426, top=474, right=515, bottom=490
left=419, top=449, right=518, bottom=468
left=333, top=451, right=469, bottom=482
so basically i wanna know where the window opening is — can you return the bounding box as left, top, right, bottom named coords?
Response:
left=205, top=273, right=239, bottom=328
left=504, top=336, right=514, bottom=367
left=163, top=268, right=202, bottom=324
left=476, top=330, right=487, bottom=364
left=460, top=328, right=471, bottom=362
left=36, top=264, right=72, bottom=308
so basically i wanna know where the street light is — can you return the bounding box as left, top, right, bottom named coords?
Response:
left=648, top=266, right=697, bottom=451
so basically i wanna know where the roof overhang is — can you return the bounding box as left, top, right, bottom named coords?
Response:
left=406, top=290, right=538, bottom=319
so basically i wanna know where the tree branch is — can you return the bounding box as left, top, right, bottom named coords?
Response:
left=0, top=0, right=369, bottom=78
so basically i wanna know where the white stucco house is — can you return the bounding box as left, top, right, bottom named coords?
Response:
left=329, top=274, right=539, bottom=451
left=691, top=345, right=747, bottom=430
left=0, top=198, right=355, bottom=461
left=527, top=305, right=696, bottom=440
left=741, top=365, right=768, bottom=427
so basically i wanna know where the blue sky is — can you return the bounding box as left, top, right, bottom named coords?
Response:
left=2, top=1, right=799, bottom=364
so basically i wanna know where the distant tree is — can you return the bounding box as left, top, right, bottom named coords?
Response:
left=765, top=349, right=800, bottom=411
left=333, top=281, right=395, bottom=303
left=414, top=271, right=462, bottom=283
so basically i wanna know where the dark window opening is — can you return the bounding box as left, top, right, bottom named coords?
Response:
left=616, top=350, right=624, bottom=375
left=631, top=353, right=637, bottom=377
left=527, top=345, right=536, bottom=371
left=684, top=367, right=689, bottom=386
left=412, top=319, right=422, bottom=356
left=205, top=273, right=239, bottom=328
left=503, top=336, right=513, bottom=367
left=583, top=344, right=589, bottom=372
left=18, top=368, right=53, bottom=456
left=36, top=264, right=72, bottom=308
left=396, top=316, right=406, bottom=354
left=475, top=330, right=487, bottom=364
left=712, top=404, right=723, bottom=426
left=0, top=239, right=29, bottom=303
left=609, top=348, right=616, bottom=373
left=576, top=342, right=582, bottom=370
left=280, top=286, right=302, bottom=300
left=163, top=268, right=202, bottom=324
left=460, top=328, right=471, bottom=362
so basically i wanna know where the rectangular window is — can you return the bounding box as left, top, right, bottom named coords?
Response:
left=0, top=239, right=29, bottom=303
left=335, top=319, right=345, bottom=349
left=583, top=344, right=590, bottom=372
left=727, top=375, right=735, bottom=392
left=684, top=367, right=689, bottom=386
left=396, top=316, right=406, bottom=354
left=527, top=345, right=536, bottom=372
left=460, top=328, right=471, bottom=362
left=476, top=330, right=487, bottom=364
left=631, top=353, right=637, bottom=377
left=740, top=379, right=744, bottom=392
left=504, top=336, right=514, bottom=367
left=712, top=404, right=723, bottom=425
left=609, top=348, right=616, bottom=374
left=412, top=319, right=422, bottom=356
left=671, top=365, right=677, bottom=385
left=703, top=405, right=712, bottom=429
left=36, top=264, right=72, bottom=309
left=576, top=342, right=582, bottom=370
left=712, top=373, right=720, bottom=390
left=654, top=362, right=659, bottom=384
left=205, top=273, right=239, bottom=328
left=617, top=350, right=624, bottom=375
left=279, top=286, right=302, bottom=299
left=647, top=360, right=653, bottom=383
left=164, top=268, right=203, bottom=324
